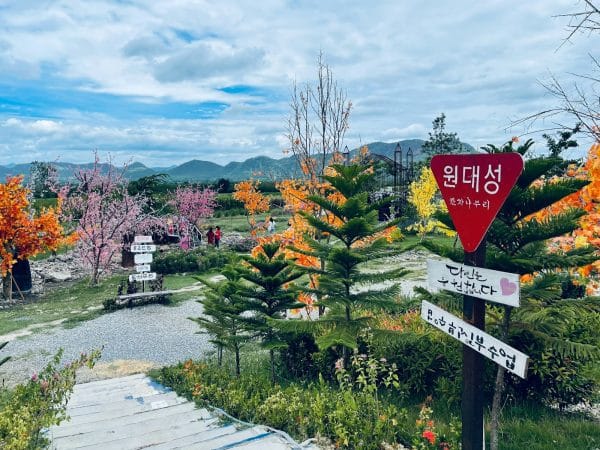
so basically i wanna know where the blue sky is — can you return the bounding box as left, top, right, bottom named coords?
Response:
left=0, top=0, right=597, bottom=166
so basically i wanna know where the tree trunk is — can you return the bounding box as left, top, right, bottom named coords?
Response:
left=12, top=258, right=32, bottom=293
left=235, top=346, right=240, bottom=377
left=2, top=273, right=12, bottom=300
left=269, top=349, right=275, bottom=383
left=217, top=346, right=223, bottom=367
left=121, top=248, right=134, bottom=267
left=490, top=306, right=512, bottom=450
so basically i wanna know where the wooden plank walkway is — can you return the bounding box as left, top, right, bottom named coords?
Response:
left=49, top=374, right=309, bottom=450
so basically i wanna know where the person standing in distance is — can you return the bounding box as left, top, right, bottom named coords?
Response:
left=267, top=217, right=276, bottom=234
left=215, top=226, right=222, bottom=248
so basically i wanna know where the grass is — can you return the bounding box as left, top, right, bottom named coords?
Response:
left=0, top=272, right=204, bottom=337
left=493, top=403, right=599, bottom=450
left=206, top=211, right=292, bottom=233
left=0, top=275, right=122, bottom=336
left=154, top=351, right=600, bottom=450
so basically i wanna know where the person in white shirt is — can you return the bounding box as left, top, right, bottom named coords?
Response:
left=267, top=217, right=276, bottom=234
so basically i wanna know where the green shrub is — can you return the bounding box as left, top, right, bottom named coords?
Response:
left=216, top=196, right=245, bottom=211
left=0, top=349, right=101, bottom=450
left=152, top=250, right=198, bottom=274
left=152, top=248, right=235, bottom=275
left=103, top=293, right=171, bottom=310
left=507, top=332, right=598, bottom=409
left=372, top=330, right=463, bottom=399
left=197, top=250, right=232, bottom=273
left=154, top=359, right=411, bottom=449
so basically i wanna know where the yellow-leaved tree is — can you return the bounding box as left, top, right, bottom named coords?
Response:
left=407, top=166, right=454, bottom=240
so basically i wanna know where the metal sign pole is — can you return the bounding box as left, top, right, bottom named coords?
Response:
left=462, top=240, right=487, bottom=450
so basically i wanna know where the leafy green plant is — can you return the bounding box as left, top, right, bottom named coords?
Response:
left=236, top=241, right=304, bottom=381
left=0, top=341, right=10, bottom=368
left=154, top=359, right=411, bottom=449
left=0, top=348, right=101, bottom=449
left=282, top=163, right=409, bottom=356
left=411, top=401, right=460, bottom=450
left=152, top=248, right=233, bottom=274
left=191, top=266, right=251, bottom=375
left=335, top=347, right=402, bottom=419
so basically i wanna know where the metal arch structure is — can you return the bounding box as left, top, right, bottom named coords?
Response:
left=368, top=143, right=417, bottom=219
left=337, top=143, right=417, bottom=220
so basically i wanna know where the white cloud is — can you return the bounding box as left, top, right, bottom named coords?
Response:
left=0, top=0, right=597, bottom=165
left=381, top=124, right=427, bottom=140
left=153, top=41, right=265, bottom=83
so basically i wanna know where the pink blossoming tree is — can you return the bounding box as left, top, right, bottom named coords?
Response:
left=167, top=185, right=217, bottom=231
left=60, top=155, right=148, bottom=285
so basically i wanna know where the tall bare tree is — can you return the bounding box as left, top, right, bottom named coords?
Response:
left=514, top=1, right=600, bottom=142
left=287, top=52, right=352, bottom=180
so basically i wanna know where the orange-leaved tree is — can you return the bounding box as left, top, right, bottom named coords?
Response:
left=241, top=151, right=400, bottom=319
left=0, top=176, right=73, bottom=300
left=232, top=180, right=270, bottom=234
left=528, top=142, right=600, bottom=293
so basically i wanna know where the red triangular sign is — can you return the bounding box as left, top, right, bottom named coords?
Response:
left=431, top=153, right=524, bottom=252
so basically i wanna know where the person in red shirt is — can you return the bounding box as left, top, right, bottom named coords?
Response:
left=214, top=226, right=222, bottom=248
left=206, top=227, right=215, bottom=245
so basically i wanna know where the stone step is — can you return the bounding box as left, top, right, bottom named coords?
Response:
left=68, top=381, right=169, bottom=407
left=225, top=434, right=298, bottom=449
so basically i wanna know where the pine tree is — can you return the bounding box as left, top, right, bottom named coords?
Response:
left=190, top=266, right=250, bottom=376
left=422, top=138, right=600, bottom=450
left=236, top=241, right=305, bottom=382
left=422, top=113, right=465, bottom=160
left=287, top=163, right=410, bottom=356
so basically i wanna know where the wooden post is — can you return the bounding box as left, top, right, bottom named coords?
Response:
left=462, top=241, right=487, bottom=450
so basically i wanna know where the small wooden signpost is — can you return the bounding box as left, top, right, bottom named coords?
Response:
left=131, top=236, right=157, bottom=292
left=135, top=264, right=151, bottom=273
left=427, top=153, right=526, bottom=450
left=131, top=244, right=157, bottom=253
left=133, top=253, right=153, bottom=264
left=129, top=272, right=158, bottom=282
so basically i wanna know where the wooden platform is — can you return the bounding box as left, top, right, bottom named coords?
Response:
left=49, top=374, right=307, bottom=449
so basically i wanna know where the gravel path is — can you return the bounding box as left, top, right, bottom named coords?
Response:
left=0, top=250, right=433, bottom=388
left=0, top=297, right=213, bottom=387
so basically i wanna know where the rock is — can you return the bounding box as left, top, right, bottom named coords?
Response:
left=45, top=270, right=72, bottom=282
left=222, top=233, right=257, bottom=252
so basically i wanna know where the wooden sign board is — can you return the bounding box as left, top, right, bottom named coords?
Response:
left=131, top=244, right=157, bottom=253
left=134, top=235, right=153, bottom=243
left=135, top=264, right=151, bottom=273
left=134, top=253, right=153, bottom=264
left=421, top=300, right=528, bottom=378
left=129, top=272, right=157, bottom=282
left=427, top=259, right=520, bottom=307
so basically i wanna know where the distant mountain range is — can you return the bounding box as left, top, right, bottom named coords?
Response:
left=0, top=139, right=473, bottom=183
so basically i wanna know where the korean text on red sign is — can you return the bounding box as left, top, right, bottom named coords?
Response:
left=430, top=153, right=524, bottom=252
